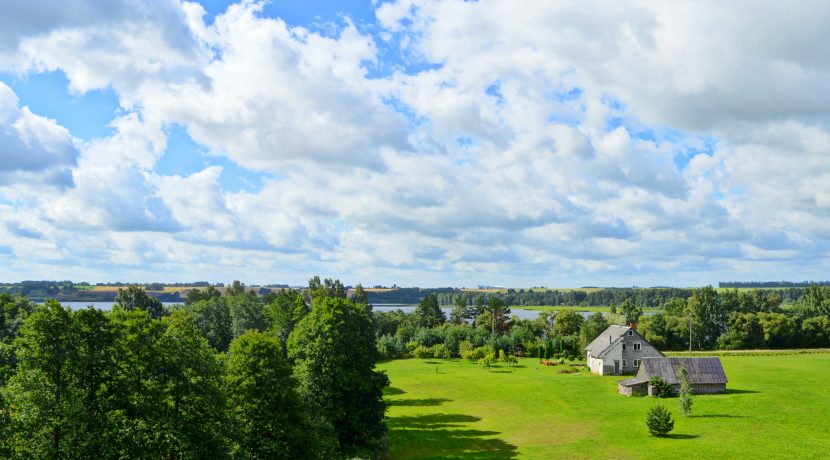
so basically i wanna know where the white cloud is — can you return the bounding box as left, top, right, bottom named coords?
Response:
left=2, top=0, right=830, bottom=285
left=0, top=82, right=78, bottom=187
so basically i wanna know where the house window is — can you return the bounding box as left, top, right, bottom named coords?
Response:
left=622, top=343, right=626, bottom=351
left=634, top=342, right=641, bottom=351
left=622, top=359, right=627, bottom=367
left=634, top=359, right=640, bottom=367
left=628, top=330, right=633, bottom=336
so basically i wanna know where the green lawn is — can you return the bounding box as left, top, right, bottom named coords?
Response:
left=379, top=353, right=830, bottom=459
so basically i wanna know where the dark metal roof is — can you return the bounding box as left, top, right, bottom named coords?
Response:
left=618, top=377, right=649, bottom=387
left=635, top=357, right=728, bottom=385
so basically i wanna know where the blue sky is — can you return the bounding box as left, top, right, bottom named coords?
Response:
left=1, top=0, right=830, bottom=287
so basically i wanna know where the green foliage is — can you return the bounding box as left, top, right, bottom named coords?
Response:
left=648, top=376, right=673, bottom=398
left=263, top=288, right=309, bottom=353
left=227, top=291, right=267, bottom=338
left=552, top=310, right=583, bottom=336
left=377, top=334, right=406, bottom=359
left=182, top=297, right=232, bottom=351
left=225, top=330, right=319, bottom=459
left=487, top=297, right=511, bottom=335
left=646, top=404, right=675, bottom=436
left=619, top=299, right=643, bottom=324
left=287, top=297, right=388, bottom=455
left=678, top=363, right=693, bottom=416
left=416, top=294, right=446, bottom=328
left=185, top=285, right=221, bottom=305
left=114, top=285, right=165, bottom=319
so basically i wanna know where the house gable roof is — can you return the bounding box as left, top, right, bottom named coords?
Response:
left=585, top=325, right=630, bottom=356
left=635, top=357, right=728, bottom=385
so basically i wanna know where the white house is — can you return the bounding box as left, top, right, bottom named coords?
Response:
left=585, top=324, right=664, bottom=375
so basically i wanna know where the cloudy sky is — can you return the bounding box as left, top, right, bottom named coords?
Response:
left=1, top=0, right=829, bottom=287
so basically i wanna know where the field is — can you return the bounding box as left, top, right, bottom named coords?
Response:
left=379, top=353, right=830, bottom=459
left=510, top=305, right=660, bottom=313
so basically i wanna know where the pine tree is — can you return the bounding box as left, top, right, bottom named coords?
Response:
left=646, top=404, right=675, bottom=436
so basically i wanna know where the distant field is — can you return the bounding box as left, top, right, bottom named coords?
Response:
left=380, top=353, right=830, bottom=459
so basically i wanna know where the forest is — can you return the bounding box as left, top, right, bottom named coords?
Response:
left=0, top=278, right=386, bottom=459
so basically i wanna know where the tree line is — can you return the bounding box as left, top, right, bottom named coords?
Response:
left=367, top=287, right=808, bottom=308
left=372, top=285, right=830, bottom=363
left=0, top=277, right=386, bottom=459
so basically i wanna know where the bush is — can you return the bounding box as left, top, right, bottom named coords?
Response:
left=430, top=343, right=451, bottom=360
left=376, top=334, right=405, bottom=359
left=411, top=345, right=433, bottom=359
left=477, top=351, right=496, bottom=368
left=463, top=344, right=495, bottom=361
left=646, top=405, right=675, bottom=436
left=458, top=340, right=474, bottom=359
left=649, top=376, right=674, bottom=398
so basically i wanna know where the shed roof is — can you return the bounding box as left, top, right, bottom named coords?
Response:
left=636, top=357, right=728, bottom=385
left=585, top=325, right=630, bottom=356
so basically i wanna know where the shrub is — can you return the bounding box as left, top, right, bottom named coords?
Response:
left=458, top=340, right=474, bottom=359
left=477, top=351, right=496, bottom=368
left=649, top=376, right=673, bottom=398
left=412, top=345, right=433, bottom=359
left=464, top=345, right=495, bottom=361
left=376, top=334, right=405, bottom=359
left=430, top=343, right=451, bottom=360
left=646, top=405, right=675, bottom=436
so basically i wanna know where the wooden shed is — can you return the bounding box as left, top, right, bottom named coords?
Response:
left=618, top=357, right=727, bottom=396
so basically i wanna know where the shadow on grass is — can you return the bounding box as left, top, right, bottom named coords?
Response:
left=424, top=361, right=441, bottom=365
left=384, top=387, right=406, bottom=396
left=688, top=414, right=746, bottom=419
left=489, top=369, right=514, bottom=374
left=660, top=433, right=700, bottom=440
left=387, top=398, right=452, bottom=407
left=722, top=388, right=759, bottom=395
left=389, top=413, right=519, bottom=459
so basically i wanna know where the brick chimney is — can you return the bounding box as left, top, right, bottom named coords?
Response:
left=629, top=322, right=637, bottom=330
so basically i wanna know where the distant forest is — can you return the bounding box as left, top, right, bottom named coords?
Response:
left=367, top=287, right=808, bottom=307
left=719, top=281, right=830, bottom=288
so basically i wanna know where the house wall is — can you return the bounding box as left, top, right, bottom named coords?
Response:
left=618, top=383, right=647, bottom=396
left=692, top=383, right=726, bottom=394
left=618, top=330, right=662, bottom=374
left=588, top=355, right=604, bottom=375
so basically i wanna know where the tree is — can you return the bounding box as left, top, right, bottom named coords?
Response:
left=228, top=290, right=267, bottom=338
left=579, top=313, right=609, bottom=350
left=619, top=299, right=643, bottom=324
left=351, top=283, right=370, bottom=307
left=226, top=330, right=320, bottom=459
left=115, top=285, right=165, bottom=319
left=6, top=300, right=80, bottom=458
left=263, top=288, right=309, bottom=353
left=185, top=285, right=221, bottom=305
left=183, top=297, right=233, bottom=352
left=646, top=404, right=675, bottom=436
left=801, top=316, right=830, bottom=347
left=449, top=295, right=469, bottom=324
left=552, top=310, right=583, bottom=337
left=224, top=280, right=248, bottom=297
left=307, top=276, right=347, bottom=301
left=287, top=297, right=389, bottom=454
left=416, top=294, right=446, bottom=328
left=487, top=297, right=511, bottom=336
left=678, top=363, right=693, bottom=416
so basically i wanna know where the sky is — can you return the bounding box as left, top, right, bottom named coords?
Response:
left=1, top=0, right=830, bottom=287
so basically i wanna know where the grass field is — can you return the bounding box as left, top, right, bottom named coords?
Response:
left=379, top=353, right=830, bottom=459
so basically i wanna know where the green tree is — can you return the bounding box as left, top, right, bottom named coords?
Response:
left=619, top=299, right=643, bottom=324
left=224, top=280, right=248, bottom=297
left=416, top=294, right=446, bottom=328
left=449, top=295, right=469, bottom=324
left=678, top=363, right=693, bottom=416
left=6, top=300, right=79, bottom=458
left=351, top=283, right=370, bottom=307
left=487, top=297, right=511, bottom=336
left=579, top=313, right=609, bottom=350
left=263, top=289, right=309, bottom=353
left=115, top=285, right=165, bottom=319
left=288, top=297, right=389, bottom=455
left=552, top=310, right=583, bottom=337
left=228, top=291, right=267, bottom=338
left=185, top=285, right=221, bottom=305
left=801, top=316, right=830, bottom=347
left=183, top=297, right=232, bottom=352
left=226, top=330, right=319, bottom=459
left=646, top=404, right=675, bottom=436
